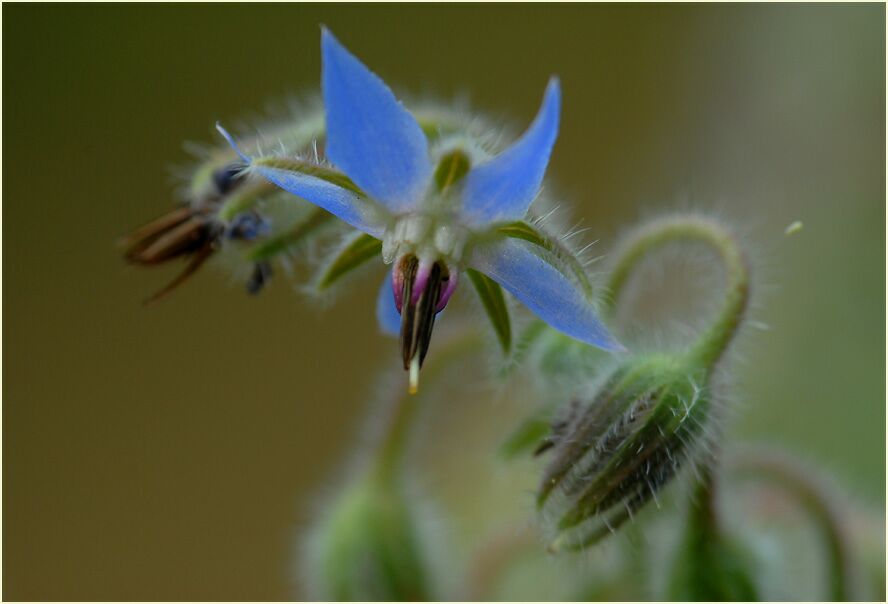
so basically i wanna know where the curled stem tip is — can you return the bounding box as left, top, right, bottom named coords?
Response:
left=606, top=215, right=750, bottom=369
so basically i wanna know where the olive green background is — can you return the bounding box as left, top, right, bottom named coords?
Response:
left=3, top=4, right=884, bottom=600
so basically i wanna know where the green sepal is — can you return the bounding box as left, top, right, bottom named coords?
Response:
left=498, top=407, right=553, bottom=461
left=466, top=268, right=512, bottom=354
left=317, top=232, right=383, bottom=291
left=246, top=209, right=333, bottom=262
left=497, top=320, right=549, bottom=379
left=217, top=180, right=276, bottom=222
left=417, top=113, right=464, bottom=141
left=496, top=221, right=594, bottom=300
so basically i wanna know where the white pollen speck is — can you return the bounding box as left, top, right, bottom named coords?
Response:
left=784, top=220, right=803, bottom=236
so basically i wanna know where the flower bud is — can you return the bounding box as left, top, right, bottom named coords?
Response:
left=537, top=353, right=713, bottom=551
left=304, top=477, right=434, bottom=601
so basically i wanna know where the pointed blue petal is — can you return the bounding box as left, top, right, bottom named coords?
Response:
left=254, top=165, right=387, bottom=238
left=468, top=238, right=623, bottom=351
left=376, top=273, right=401, bottom=336
left=322, top=29, right=432, bottom=212
left=216, top=122, right=252, bottom=164
left=462, top=78, right=561, bottom=225
left=216, top=124, right=386, bottom=239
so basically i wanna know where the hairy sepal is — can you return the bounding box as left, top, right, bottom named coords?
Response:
left=538, top=354, right=713, bottom=551
left=246, top=208, right=334, bottom=262
left=498, top=404, right=555, bottom=460
left=495, top=220, right=594, bottom=300
left=316, top=232, right=383, bottom=291
left=466, top=268, right=512, bottom=354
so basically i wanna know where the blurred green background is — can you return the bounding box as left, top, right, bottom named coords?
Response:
left=3, top=4, right=884, bottom=600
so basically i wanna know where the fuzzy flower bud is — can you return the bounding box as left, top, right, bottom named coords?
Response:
left=304, top=477, right=434, bottom=601
left=534, top=214, right=753, bottom=551
left=537, top=353, right=712, bottom=551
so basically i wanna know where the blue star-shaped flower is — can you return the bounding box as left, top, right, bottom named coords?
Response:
left=219, top=28, right=622, bottom=390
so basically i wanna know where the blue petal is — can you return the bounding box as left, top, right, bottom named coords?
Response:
left=461, top=78, right=561, bottom=225
left=322, top=29, right=432, bottom=213
left=376, top=273, right=401, bottom=336
left=216, top=124, right=386, bottom=239
left=468, top=237, right=624, bottom=351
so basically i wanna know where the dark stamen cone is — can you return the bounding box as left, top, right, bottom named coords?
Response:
left=398, top=258, right=447, bottom=370
left=395, top=255, right=451, bottom=393
left=398, top=256, right=420, bottom=370
left=416, top=263, right=443, bottom=366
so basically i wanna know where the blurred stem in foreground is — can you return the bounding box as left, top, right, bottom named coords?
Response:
left=307, top=330, right=483, bottom=601
left=372, top=332, right=485, bottom=484
left=667, top=462, right=759, bottom=600
left=727, top=448, right=857, bottom=601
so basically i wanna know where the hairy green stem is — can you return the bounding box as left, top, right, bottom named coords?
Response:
left=246, top=209, right=334, bottom=262
left=606, top=215, right=750, bottom=370
left=668, top=456, right=761, bottom=601
left=690, top=461, right=720, bottom=534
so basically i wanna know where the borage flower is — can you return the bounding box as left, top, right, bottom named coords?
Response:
left=218, top=29, right=622, bottom=391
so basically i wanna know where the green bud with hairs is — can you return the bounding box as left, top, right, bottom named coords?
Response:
left=535, top=214, right=751, bottom=552
left=304, top=476, right=434, bottom=601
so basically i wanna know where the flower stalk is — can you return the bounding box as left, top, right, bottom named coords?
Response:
left=667, top=460, right=759, bottom=600
left=306, top=331, right=482, bottom=601
left=606, top=214, right=751, bottom=369
left=372, top=331, right=484, bottom=484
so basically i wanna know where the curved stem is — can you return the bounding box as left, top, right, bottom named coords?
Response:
left=605, top=215, right=750, bottom=369
left=728, top=448, right=855, bottom=601
left=372, top=331, right=484, bottom=485
left=689, top=459, right=720, bottom=535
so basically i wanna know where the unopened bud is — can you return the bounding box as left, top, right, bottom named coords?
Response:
left=537, top=353, right=713, bottom=551
left=305, top=477, right=434, bottom=601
